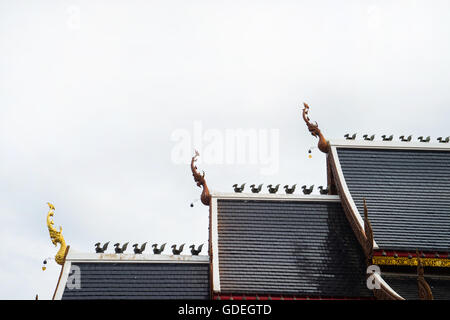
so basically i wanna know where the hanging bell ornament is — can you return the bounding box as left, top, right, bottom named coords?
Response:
left=308, top=149, right=312, bottom=159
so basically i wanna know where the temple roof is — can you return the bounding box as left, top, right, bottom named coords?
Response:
left=329, top=140, right=450, bottom=252
left=210, top=193, right=373, bottom=298
left=55, top=249, right=210, bottom=300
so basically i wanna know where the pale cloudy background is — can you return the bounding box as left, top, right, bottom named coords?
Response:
left=1, top=0, right=449, bottom=299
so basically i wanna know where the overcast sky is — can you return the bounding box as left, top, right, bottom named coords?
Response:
left=1, top=0, right=449, bottom=299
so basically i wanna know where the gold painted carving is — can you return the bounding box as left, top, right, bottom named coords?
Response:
left=372, top=256, right=450, bottom=268
left=302, top=103, right=330, bottom=153
left=46, top=203, right=67, bottom=265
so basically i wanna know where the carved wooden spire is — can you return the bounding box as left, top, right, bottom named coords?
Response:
left=416, top=250, right=433, bottom=300
left=302, top=102, right=330, bottom=153
left=363, top=198, right=374, bottom=263
left=191, top=150, right=211, bottom=206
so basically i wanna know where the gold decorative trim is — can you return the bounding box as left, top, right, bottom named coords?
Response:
left=373, top=256, right=450, bottom=268
left=46, top=203, right=67, bottom=265
left=302, top=103, right=330, bottom=153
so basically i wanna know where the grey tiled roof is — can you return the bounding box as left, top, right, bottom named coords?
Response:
left=382, top=273, right=450, bottom=300
left=62, top=262, right=210, bottom=300
left=336, top=148, right=450, bottom=251
left=216, top=199, right=372, bottom=297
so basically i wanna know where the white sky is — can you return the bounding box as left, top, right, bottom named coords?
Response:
left=1, top=0, right=449, bottom=299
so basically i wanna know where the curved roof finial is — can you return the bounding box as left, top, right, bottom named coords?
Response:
left=191, top=150, right=211, bottom=206
left=302, top=103, right=330, bottom=153
left=46, top=202, right=67, bottom=265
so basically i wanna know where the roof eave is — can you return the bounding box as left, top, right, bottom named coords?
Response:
left=329, top=139, right=450, bottom=151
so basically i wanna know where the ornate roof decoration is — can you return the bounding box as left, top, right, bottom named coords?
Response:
left=46, top=202, right=67, bottom=265
left=302, top=102, right=330, bottom=153
left=191, top=150, right=211, bottom=206
left=417, top=250, right=434, bottom=300
left=363, top=198, right=374, bottom=262
left=372, top=252, right=450, bottom=267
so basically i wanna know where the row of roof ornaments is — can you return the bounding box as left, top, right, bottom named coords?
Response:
left=94, top=242, right=204, bottom=255
left=231, top=184, right=328, bottom=194
left=344, top=133, right=450, bottom=142
left=46, top=203, right=204, bottom=266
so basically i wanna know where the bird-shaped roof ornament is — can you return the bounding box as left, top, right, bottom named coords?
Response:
left=190, top=244, right=204, bottom=256
left=250, top=184, right=263, bottom=193
left=363, top=134, right=375, bottom=141
left=267, top=184, right=280, bottom=194
left=344, top=133, right=357, bottom=140
left=301, top=185, right=314, bottom=195
left=95, top=241, right=109, bottom=253
left=133, top=242, right=147, bottom=254
left=114, top=242, right=128, bottom=254
left=284, top=184, right=296, bottom=194
left=399, top=135, right=412, bottom=142
left=381, top=135, right=393, bottom=141
left=418, top=136, right=430, bottom=143
left=46, top=202, right=68, bottom=265
left=233, top=183, right=245, bottom=193
left=152, top=243, right=166, bottom=254
left=318, top=186, right=329, bottom=195
left=172, top=244, right=185, bottom=255
left=437, top=136, right=450, bottom=143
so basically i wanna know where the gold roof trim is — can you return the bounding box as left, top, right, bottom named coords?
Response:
left=372, top=256, right=450, bottom=268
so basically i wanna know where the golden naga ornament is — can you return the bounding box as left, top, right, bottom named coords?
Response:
left=302, top=103, right=330, bottom=153
left=46, top=202, right=67, bottom=265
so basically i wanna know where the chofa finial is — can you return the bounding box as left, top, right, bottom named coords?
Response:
left=191, top=150, right=211, bottom=206
left=302, top=103, right=330, bottom=153
left=46, top=203, right=67, bottom=265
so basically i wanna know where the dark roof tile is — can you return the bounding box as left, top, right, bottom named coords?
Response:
left=62, top=262, right=210, bottom=300
left=216, top=199, right=372, bottom=297
left=336, top=148, right=450, bottom=251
